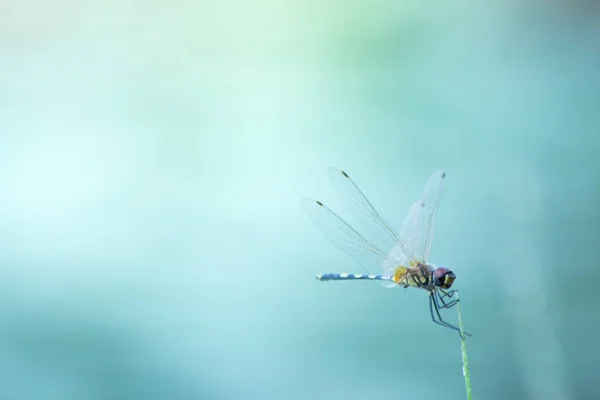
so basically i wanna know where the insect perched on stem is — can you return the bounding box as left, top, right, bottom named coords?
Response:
left=302, top=168, right=470, bottom=337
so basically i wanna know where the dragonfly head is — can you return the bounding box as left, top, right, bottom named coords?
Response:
left=433, top=267, right=456, bottom=289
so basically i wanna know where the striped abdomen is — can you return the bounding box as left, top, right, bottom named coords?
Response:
left=316, top=273, right=393, bottom=282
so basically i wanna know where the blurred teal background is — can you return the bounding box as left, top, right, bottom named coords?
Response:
left=1, top=1, right=598, bottom=399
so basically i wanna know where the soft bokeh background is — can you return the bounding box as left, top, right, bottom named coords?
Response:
left=1, top=1, right=598, bottom=399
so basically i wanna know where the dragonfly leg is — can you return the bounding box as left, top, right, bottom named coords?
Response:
left=439, top=288, right=456, bottom=299
left=429, top=293, right=471, bottom=338
left=437, top=289, right=458, bottom=309
left=429, top=294, right=459, bottom=332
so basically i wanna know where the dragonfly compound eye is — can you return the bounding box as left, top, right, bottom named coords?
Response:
left=433, top=268, right=456, bottom=289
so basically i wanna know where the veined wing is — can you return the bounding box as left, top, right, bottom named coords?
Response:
left=327, top=168, right=420, bottom=266
left=384, top=199, right=426, bottom=276
left=420, top=170, right=445, bottom=262
left=301, top=198, right=402, bottom=288
left=387, top=170, right=446, bottom=267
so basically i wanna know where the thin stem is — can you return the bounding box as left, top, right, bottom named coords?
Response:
left=456, top=293, right=472, bottom=400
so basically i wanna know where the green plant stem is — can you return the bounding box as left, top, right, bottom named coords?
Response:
left=457, top=294, right=472, bottom=400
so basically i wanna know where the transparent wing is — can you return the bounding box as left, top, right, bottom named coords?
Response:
left=384, top=199, right=426, bottom=276
left=388, top=171, right=445, bottom=267
left=420, top=170, right=445, bottom=262
left=301, top=198, right=402, bottom=288
left=327, top=167, right=420, bottom=265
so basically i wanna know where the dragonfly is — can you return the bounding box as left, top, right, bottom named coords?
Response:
left=302, top=168, right=470, bottom=337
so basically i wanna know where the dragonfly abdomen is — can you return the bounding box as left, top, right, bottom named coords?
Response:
left=316, top=273, right=393, bottom=282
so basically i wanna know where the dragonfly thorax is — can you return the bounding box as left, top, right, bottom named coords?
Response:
left=432, top=267, right=456, bottom=289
